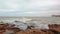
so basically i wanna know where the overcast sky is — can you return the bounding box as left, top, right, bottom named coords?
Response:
left=0, top=0, right=60, bottom=16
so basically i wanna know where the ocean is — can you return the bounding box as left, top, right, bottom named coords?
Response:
left=0, top=17, right=60, bottom=24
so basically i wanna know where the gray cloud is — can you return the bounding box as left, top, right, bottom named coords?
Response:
left=0, top=0, right=60, bottom=16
